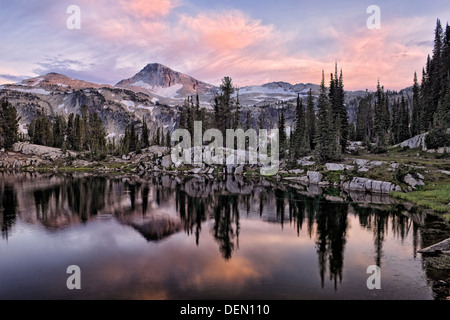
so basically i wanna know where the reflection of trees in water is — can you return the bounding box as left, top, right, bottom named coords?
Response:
left=353, top=203, right=419, bottom=266
left=176, top=184, right=208, bottom=246
left=315, top=201, right=348, bottom=289
left=212, top=195, right=240, bottom=261
left=176, top=182, right=240, bottom=260
left=0, top=184, right=18, bottom=239
left=33, top=176, right=108, bottom=225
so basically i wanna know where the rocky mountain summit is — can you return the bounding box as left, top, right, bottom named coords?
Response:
left=116, top=63, right=215, bottom=103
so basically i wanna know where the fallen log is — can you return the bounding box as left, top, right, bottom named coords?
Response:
left=418, top=237, right=450, bottom=254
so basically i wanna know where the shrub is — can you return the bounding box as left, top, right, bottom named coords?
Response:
left=425, top=127, right=450, bottom=150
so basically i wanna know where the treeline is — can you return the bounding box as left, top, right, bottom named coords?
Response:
left=178, top=77, right=251, bottom=136
left=120, top=118, right=171, bottom=155
left=283, top=64, right=348, bottom=163
left=26, top=105, right=172, bottom=158
left=27, top=105, right=107, bottom=159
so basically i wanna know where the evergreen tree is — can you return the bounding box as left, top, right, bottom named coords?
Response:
left=129, top=122, right=137, bottom=152
left=315, top=71, right=333, bottom=162
left=179, top=105, right=187, bottom=129
left=195, top=94, right=200, bottom=121
left=390, top=98, right=400, bottom=144
left=87, top=112, right=107, bottom=159
left=121, top=124, right=130, bottom=155
left=436, top=75, right=450, bottom=127
left=245, top=111, right=251, bottom=130
left=29, top=112, right=53, bottom=147
left=154, top=127, right=161, bottom=146
left=234, top=90, right=241, bottom=129
left=411, top=72, right=421, bottom=136
left=141, top=117, right=149, bottom=149
left=74, top=114, right=82, bottom=151
left=293, top=94, right=306, bottom=157
left=399, top=96, right=410, bottom=142
left=186, top=96, right=194, bottom=136
left=278, top=108, right=287, bottom=159
left=441, top=23, right=450, bottom=87
left=214, top=77, right=236, bottom=134
left=81, top=105, right=89, bottom=150
left=166, top=129, right=171, bottom=148
left=430, top=19, right=443, bottom=118
left=258, top=112, right=264, bottom=129
left=52, top=115, right=66, bottom=148
left=306, top=89, right=316, bottom=150
left=67, top=113, right=75, bottom=150
left=0, top=99, right=20, bottom=150
left=373, top=81, right=389, bottom=152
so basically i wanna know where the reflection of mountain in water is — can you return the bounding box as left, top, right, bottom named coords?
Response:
left=129, top=217, right=181, bottom=242
left=1, top=172, right=447, bottom=297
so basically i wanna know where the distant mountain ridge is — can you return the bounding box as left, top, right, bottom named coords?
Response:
left=0, top=62, right=413, bottom=142
left=19, top=72, right=112, bottom=90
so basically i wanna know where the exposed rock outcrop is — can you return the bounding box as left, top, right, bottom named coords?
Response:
left=342, top=177, right=402, bottom=194
left=13, top=142, right=73, bottom=160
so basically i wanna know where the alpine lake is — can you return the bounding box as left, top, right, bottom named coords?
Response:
left=0, top=172, right=449, bottom=300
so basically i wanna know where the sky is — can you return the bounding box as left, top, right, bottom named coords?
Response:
left=0, top=0, right=449, bottom=91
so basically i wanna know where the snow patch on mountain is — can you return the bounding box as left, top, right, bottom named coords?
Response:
left=136, top=104, right=154, bottom=113
left=132, top=80, right=183, bottom=98
left=12, top=88, right=51, bottom=95
left=31, top=77, right=44, bottom=87
left=121, top=100, right=135, bottom=112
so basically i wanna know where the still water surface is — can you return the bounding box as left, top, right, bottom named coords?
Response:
left=0, top=172, right=439, bottom=299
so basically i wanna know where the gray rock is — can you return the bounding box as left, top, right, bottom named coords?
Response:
left=326, top=163, right=344, bottom=171
left=288, top=169, right=304, bottom=175
left=343, top=177, right=399, bottom=194
left=307, top=171, right=322, bottom=184
left=399, top=132, right=427, bottom=150
left=13, top=142, right=70, bottom=161
left=234, top=166, right=244, bottom=175
left=358, top=167, right=370, bottom=173
left=297, top=160, right=315, bottom=166
left=191, top=168, right=202, bottom=174
left=161, top=155, right=172, bottom=168
left=355, top=159, right=369, bottom=167
left=390, top=163, right=399, bottom=170
left=404, top=174, right=425, bottom=189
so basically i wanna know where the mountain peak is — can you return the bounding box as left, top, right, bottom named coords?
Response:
left=115, top=63, right=214, bottom=100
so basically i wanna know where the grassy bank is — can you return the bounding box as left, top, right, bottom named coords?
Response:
left=391, top=183, right=450, bottom=220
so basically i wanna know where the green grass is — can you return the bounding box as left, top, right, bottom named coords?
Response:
left=35, top=166, right=95, bottom=172
left=346, top=146, right=450, bottom=170
left=391, top=183, right=450, bottom=213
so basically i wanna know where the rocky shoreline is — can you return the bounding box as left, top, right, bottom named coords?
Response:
left=0, top=142, right=439, bottom=195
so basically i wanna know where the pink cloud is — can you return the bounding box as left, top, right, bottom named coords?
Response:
left=330, top=20, right=432, bottom=90
left=12, top=2, right=436, bottom=91
left=179, top=11, right=275, bottom=52
left=122, top=0, right=177, bottom=19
